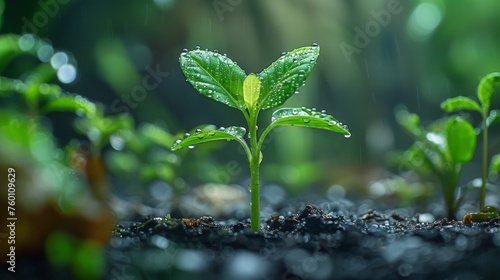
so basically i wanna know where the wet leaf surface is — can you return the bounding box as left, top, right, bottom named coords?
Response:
left=180, top=48, right=247, bottom=110
left=171, top=126, right=246, bottom=151
left=269, top=107, right=350, bottom=137
left=258, top=44, right=319, bottom=110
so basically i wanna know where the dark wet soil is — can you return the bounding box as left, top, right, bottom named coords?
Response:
left=110, top=204, right=500, bottom=280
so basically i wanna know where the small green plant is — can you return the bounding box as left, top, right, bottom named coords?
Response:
left=171, top=44, right=350, bottom=232
left=441, top=72, right=500, bottom=221
left=395, top=109, right=476, bottom=219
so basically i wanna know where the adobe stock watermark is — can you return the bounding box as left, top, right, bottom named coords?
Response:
left=22, top=0, right=71, bottom=34
left=110, top=64, right=170, bottom=114
left=339, top=0, right=404, bottom=63
left=212, top=0, right=244, bottom=21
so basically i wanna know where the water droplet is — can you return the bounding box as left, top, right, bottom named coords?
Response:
left=303, top=118, right=311, bottom=124
left=312, top=42, right=318, bottom=48
left=188, top=145, right=195, bottom=149
left=195, top=45, right=201, bottom=50
left=182, top=48, right=188, bottom=54
left=57, top=64, right=77, bottom=84
left=344, top=134, right=351, bottom=138
left=294, top=90, right=300, bottom=95
left=292, top=109, right=298, bottom=115
left=184, top=133, right=191, bottom=137
left=18, top=34, right=35, bottom=51
left=208, top=131, right=215, bottom=136
left=175, top=139, right=182, bottom=144
left=195, top=129, right=202, bottom=134
left=271, top=117, right=276, bottom=122
left=220, top=127, right=225, bottom=130
left=281, top=51, right=287, bottom=56
left=37, top=44, right=54, bottom=62
left=50, top=52, right=68, bottom=69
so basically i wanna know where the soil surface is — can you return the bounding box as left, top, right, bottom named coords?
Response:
left=110, top=204, right=500, bottom=280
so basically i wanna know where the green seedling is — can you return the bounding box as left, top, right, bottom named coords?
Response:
left=171, top=44, right=350, bottom=232
left=441, top=72, right=500, bottom=221
left=396, top=110, right=476, bottom=219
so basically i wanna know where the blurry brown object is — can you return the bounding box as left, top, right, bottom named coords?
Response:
left=0, top=144, right=114, bottom=264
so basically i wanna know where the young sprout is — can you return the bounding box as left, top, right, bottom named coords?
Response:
left=172, top=44, right=350, bottom=232
left=441, top=72, right=500, bottom=221
left=396, top=110, right=476, bottom=219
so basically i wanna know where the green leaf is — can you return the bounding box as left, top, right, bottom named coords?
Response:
left=395, top=109, right=422, bottom=138
left=478, top=72, right=500, bottom=111
left=179, top=48, right=246, bottom=110
left=445, top=117, right=476, bottom=164
left=41, top=95, right=96, bottom=116
left=0, top=77, right=27, bottom=95
left=171, top=126, right=246, bottom=151
left=440, top=96, right=482, bottom=113
left=486, top=110, right=500, bottom=127
left=139, top=123, right=174, bottom=148
left=243, top=73, right=260, bottom=111
left=258, top=44, right=320, bottom=110
left=268, top=107, right=350, bottom=137
left=490, top=153, right=500, bottom=175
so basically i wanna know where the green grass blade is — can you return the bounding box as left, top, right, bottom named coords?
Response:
left=268, top=107, right=350, bottom=136
left=171, top=126, right=246, bottom=151
left=258, top=44, right=320, bottom=110
left=179, top=48, right=246, bottom=110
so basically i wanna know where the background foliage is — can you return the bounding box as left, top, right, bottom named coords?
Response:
left=2, top=0, right=500, bottom=212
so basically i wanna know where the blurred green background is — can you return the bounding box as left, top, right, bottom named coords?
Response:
left=3, top=0, right=500, bottom=209
left=4, top=1, right=500, bottom=278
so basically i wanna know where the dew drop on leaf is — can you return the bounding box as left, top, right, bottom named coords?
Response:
left=188, top=145, right=195, bottom=149
left=184, top=133, right=191, bottom=137
left=195, top=129, right=202, bottom=134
